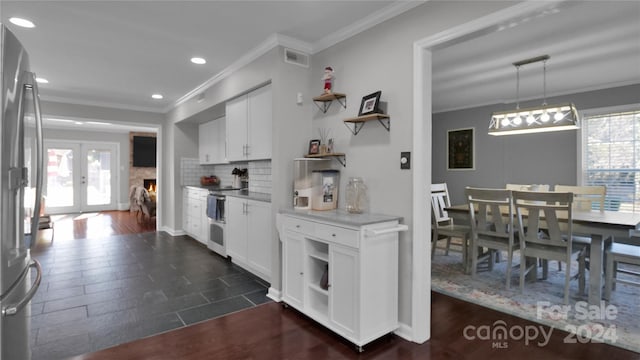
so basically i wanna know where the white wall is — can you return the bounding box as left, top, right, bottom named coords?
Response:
left=433, top=84, right=640, bottom=205
left=309, top=0, right=512, bottom=327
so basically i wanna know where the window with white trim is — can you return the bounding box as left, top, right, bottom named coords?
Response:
left=582, top=109, right=640, bottom=213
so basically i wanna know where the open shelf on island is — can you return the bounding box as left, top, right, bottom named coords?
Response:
left=312, top=93, right=347, bottom=113
left=343, top=113, right=390, bottom=135
left=304, top=152, right=346, bottom=167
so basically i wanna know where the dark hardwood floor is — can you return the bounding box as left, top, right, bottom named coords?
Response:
left=70, top=292, right=638, bottom=360
left=35, top=211, right=638, bottom=360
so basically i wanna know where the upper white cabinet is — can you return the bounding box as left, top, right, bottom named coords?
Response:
left=225, top=84, right=272, bottom=161
left=199, top=117, right=227, bottom=164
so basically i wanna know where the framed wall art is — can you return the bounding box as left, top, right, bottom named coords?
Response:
left=308, top=139, right=321, bottom=155
left=358, top=91, right=381, bottom=116
left=447, top=127, right=475, bottom=170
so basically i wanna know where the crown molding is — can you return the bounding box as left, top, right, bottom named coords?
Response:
left=169, top=1, right=423, bottom=113
left=169, top=33, right=313, bottom=112
left=311, top=0, right=426, bottom=54
left=40, top=94, right=166, bottom=114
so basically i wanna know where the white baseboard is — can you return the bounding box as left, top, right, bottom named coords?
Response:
left=117, top=202, right=130, bottom=211
left=394, top=322, right=413, bottom=342
left=267, top=287, right=282, bottom=302
left=159, top=226, right=185, bottom=236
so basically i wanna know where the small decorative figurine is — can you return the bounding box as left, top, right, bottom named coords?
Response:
left=322, top=66, right=334, bottom=94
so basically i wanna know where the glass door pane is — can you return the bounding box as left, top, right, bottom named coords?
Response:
left=46, top=147, right=76, bottom=208
left=86, top=149, right=112, bottom=206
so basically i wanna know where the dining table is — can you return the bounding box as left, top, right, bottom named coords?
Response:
left=445, top=204, right=640, bottom=305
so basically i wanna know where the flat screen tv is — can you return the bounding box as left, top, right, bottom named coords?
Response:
left=133, top=136, right=157, bottom=167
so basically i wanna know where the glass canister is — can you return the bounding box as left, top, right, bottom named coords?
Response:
left=345, top=177, right=368, bottom=213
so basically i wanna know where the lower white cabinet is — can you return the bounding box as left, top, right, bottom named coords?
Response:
left=226, top=196, right=271, bottom=281
left=182, top=187, right=208, bottom=245
left=278, top=213, right=401, bottom=350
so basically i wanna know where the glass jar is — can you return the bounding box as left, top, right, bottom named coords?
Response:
left=345, top=177, right=368, bottom=214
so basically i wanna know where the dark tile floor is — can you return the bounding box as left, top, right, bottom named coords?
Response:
left=29, top=231, right=271, bottom=360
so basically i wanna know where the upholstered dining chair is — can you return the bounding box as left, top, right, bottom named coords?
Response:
left=465, top=187, right=517, bottom=289
left=431, top=183, right=471, bottom=272
left=513, top=190, right=586, bottom=304
left=604, top=242, right=640, bottom=301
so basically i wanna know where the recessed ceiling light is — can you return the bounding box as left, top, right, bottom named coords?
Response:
left=36, top=77, right=48, bottom=84
left=9, top=17, right=35, bottom=28
left=190, top=57, right=206, bottom=65
left=151, top=94, right=163, bottom=100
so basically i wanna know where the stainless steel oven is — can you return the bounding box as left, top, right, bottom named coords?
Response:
left=206, top=193, right=227, bottom=257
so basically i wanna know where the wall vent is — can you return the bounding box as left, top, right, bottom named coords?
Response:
left=284, top=48, right=309, bottom=68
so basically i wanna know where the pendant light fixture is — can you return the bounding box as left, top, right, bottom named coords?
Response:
left=488, top=55, right=579, bottom=136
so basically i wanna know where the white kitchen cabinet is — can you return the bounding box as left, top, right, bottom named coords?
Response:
left=199, top=117, right=226, bottom=164
left=226, top=196, right=272, bottom=281
left=277, top=212, right=403, bottom=351
left=182, top=187, right=208, bottom=245
left=225, top=84, right=272, bottom=161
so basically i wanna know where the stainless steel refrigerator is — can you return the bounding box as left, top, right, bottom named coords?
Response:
left=0, top=24, right=44, bottom=360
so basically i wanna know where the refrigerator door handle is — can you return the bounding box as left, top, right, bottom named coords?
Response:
left=1, top=259, right=42, bottom=317
left=26, top=72, right=44, bottom=246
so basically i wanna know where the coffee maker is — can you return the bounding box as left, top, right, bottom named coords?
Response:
left=293, top=158, right=330, bottom=209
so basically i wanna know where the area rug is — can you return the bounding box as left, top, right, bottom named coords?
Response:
left=431, top=247, right=640, bottom=353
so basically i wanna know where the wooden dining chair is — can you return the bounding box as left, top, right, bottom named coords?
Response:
left=506, top=184, right=550, bottom=192
left=554, top=185, right=609, bottom=276
left=465, top=187, right=517, bottom=289
left=431, top=183, right=471, bottom=272
left=513, top=190, right=586, bottom=304
left=554, top=185, right=606, bottom=211
left=604, top=242, right=640, bottom=301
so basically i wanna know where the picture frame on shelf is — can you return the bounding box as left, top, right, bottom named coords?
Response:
left=447, top=127, right=475, bottom=170
left=358, top=91, right=382, bottom=116
left=308, top=139, right=321, bottom=155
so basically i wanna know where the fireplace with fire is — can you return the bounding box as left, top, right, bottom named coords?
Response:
left=144, top=179, right=157, bottom=193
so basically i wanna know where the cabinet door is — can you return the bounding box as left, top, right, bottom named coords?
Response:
left=198, top=121, right=217, bottom=164
left=226, top=197, right=248, bottom=262
left=198, top=192, right=209, bottom=245
left=282, top=231, right=304, bottom=309
left=247, top=84, right=272, bottom=160
left=225, top=95, right=248, bottom=161
left=215, top=116, right=227, bottom=163
left=182, top=191, right=189, bottom=233
left=247, top=200, right=272, bottom=280
left=329, top=245, right=358, bottom=338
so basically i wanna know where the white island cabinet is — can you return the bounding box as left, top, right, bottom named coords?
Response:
left=277, top=210, right=406, bottom=351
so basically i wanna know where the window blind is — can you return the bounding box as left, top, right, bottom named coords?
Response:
left=583, top=110, right=640, bottom=212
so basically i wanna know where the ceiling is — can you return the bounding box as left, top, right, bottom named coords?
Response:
left=1, top=0, right=406, bottom=113
left=432, top=1, right=640, bottom=113
left=2, top=1, right=639, bottom=119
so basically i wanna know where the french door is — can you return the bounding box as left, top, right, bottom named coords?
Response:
left=44, top=140, right=118, bottom=214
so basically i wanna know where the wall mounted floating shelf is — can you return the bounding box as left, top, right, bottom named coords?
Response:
left=304, top=152, right=346, bottom=167
left=343, top=113, right=390, bottom=135
left=312, top=93, right=347, bottom=113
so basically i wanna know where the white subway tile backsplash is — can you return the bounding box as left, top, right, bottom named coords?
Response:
left=180, top=158, right=271, bottom=194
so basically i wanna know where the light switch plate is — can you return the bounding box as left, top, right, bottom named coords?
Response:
left=401, top=152, right=410, bottom=170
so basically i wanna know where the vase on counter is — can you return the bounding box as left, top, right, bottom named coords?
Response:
left=346, top=177, right=368, bottom=214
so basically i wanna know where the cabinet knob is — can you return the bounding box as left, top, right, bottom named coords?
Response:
left=331, top=234, right=336, bottom=237
left=299, top=272, right=303, bottom=275
left=296, top=225, right=300, bottom=228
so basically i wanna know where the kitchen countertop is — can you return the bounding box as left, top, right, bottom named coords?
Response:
left=279, top=207, right=402, bottom=227
left=183, top=185, right=271, bottom=203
